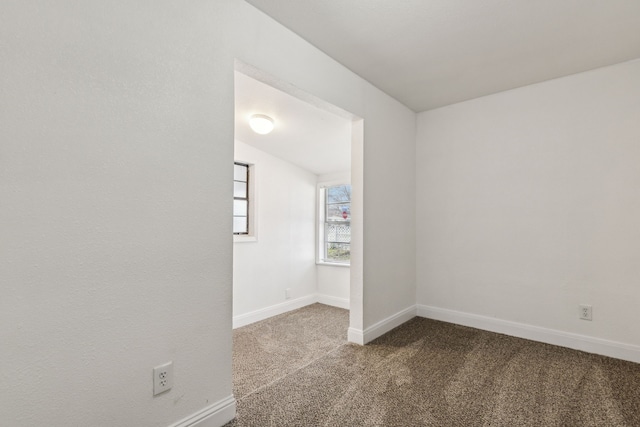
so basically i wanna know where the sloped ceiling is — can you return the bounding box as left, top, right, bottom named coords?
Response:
left=235, top=71, right=352, bottom=176
left=245, top=0, right=640, bottom=112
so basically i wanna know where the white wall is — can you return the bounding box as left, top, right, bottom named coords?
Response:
left=1, top=1, right=416, bottom=426
left=1, top=2, right=236, bottom=426
left=362, top=94, right=417, bottom=329
left=416, top=60, right=640, bottom=352
left=233, top=140, right=317, bottom=319
left=317, top=266, right=350, bottom=307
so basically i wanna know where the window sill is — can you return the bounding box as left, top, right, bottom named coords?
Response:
left=234, top=235, right=257, bottom=243
left=316, top=261, right=350, bottom=268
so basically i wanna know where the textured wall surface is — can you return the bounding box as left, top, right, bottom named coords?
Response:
left=416, top=59, right=640, bottom=348
left=0, top=1, right=417, bottom=425
left=0, top=1, right=236, bottom=426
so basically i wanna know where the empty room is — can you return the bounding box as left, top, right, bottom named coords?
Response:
left=2, top=1, right=639, bottom=426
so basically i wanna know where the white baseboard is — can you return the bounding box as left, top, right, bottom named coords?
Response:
left=348, top=305, right=417, bottom=345
left=348, top=327, right=364, bottom=345
left=363, top=305, right=417, bottom=344
left=417, top=305, right=640, bottom=364
left=168, top=395, right=236, bottom=427
left=317, top=294, right=350, bottom=309
left=233, top=295, right=317, bottom=329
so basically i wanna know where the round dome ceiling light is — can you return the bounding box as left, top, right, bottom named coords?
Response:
left=249, top=114, right=275, bottom=135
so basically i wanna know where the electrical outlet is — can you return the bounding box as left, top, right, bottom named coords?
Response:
left=285, top=288, right=291, bottom=299
left=153, top=362, right=173, bottom=396
left=579, top=304, right=592, bottom=321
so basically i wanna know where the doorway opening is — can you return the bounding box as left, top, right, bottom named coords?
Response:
left=232, top=60, right=363, bottom=338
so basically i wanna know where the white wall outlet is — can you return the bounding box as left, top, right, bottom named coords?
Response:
left=285, top=288, right=291, bottom=299
left=579, top=304, right=592, bottom=321
left=153, top=362, right=173, bottom=396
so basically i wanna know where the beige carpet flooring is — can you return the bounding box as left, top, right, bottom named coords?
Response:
left=227, top=304, right=640, bottom=426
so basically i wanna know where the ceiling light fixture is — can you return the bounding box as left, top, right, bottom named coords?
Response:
left=249, top=114, right=275, bottom=135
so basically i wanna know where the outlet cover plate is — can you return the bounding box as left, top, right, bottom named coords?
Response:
left=579, top=304, right=593, bottom=321
left=153, top=361, right=174, bottom=396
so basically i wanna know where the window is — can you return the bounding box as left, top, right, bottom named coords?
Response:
left=319, top=184, right=351, bottom=264
left=233, top=162, right=249, bottom=235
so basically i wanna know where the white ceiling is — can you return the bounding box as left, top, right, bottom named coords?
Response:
left=245, top=0, right=640, bottom=112
left=234, top=71, right=352, bottom=176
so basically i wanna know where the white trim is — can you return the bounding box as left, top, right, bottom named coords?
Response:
left=348, top=327, right=364, bottom=345
left=233, top=295, right=317, bottom=329
left=362, top=305, right=417, bottom=344
left=416, top=305, right=640, bottom=364
left=347, top=305, right=416, bottom=345
left=317, top=294, right=350, bottom=309
left=168, top=396, right=236, bottom=427
left=348, top=305, right=417, bottom=345
left=316, top=260, right=350, bottom=267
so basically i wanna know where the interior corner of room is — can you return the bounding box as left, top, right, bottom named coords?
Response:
left=3, top=1, right=640, bottom=426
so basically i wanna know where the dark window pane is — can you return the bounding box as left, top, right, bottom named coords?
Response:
left=233, top=162, right=250, bottom=235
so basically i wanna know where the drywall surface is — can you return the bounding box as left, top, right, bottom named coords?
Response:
left=1, top=1, right=416, bottom=426
left=317, top=265, right=350, bottom=303
left=362, top=91, right=417, bottom=328
left=318, top=171, right=351, bottom=185
left=233, top=141, right=317, bottom=316
left=416, top=59, right=640, bottom=347
left=1, top=1, right=243, bottom=426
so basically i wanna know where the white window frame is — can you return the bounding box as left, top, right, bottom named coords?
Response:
left=234, top=161, right=258, bottom=243
left=317, top=180, right=351, bottom=266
